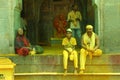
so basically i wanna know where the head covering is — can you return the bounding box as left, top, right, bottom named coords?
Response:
left=66, top=28, right=72, bottom=33
left=86, top=25, right=93, bottom=29
left=18, top=28, right=23, bottom=31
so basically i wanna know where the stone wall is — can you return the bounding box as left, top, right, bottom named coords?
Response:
left=102, top=0, right=120, bottom=53
left=0, top=0, right=15, bottom=53
left=94, top=0, right=120, bottom=53
left=0, top=0, right=22, bottom=53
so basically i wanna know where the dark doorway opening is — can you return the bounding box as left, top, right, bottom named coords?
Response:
left=21, top=0, right=95, bottom=46
left=76, top=0, right=95, bottom=34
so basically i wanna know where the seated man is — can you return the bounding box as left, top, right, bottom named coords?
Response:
left=15, top=28, right=36, bottom=56
left=79, top=25, right=102, bottom=73
left=62, top=28, right=78, bottom=73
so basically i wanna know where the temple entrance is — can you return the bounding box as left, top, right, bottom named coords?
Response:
left=21, top=0, right=95, bottom=46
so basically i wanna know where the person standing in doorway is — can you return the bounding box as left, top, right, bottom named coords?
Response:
left=67, top=4, right=82, bottom=47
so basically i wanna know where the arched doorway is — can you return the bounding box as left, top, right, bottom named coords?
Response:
left=21, top=0, right=96, bottom=46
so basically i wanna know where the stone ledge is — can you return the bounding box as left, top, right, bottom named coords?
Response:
left=0, top=53, right=119, bottom=56
left=14, top=72, right=120, bottom=76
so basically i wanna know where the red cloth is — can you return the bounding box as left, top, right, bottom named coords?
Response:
left=15, top=35, right=30, bottom=56
left=53, top=14, right=67, bottom=37
left=22, top=36, right=30, bottom=47
left=16, top=47, right=29, bottom=56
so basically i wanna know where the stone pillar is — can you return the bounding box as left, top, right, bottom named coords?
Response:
left=94, top=0, right=120, bottom=53
left=0, top=0, right=21, bottom=54
left=102, top=0, right=120, bottom=53
left=93, top=0, right=104, bottom=50
left=0, top=0, right=13, bottom=53
left=14, top=0, right=22, bottom=34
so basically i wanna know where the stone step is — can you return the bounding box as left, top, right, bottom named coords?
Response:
left=14, top=72, right=120, bottom=80
left=4, top=54, right=120, bottom=73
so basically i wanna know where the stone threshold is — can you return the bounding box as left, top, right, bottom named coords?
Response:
left=14, top=72, right=120, bottom=76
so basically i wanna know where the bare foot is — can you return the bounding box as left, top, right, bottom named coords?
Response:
left=79, top=70, right=84, bottom=74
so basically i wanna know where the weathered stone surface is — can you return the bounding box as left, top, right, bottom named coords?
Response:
left=4, top=54, right=119, bottom=73
left=94, top=0, right=120, bottom=53
left=0, top=0, right=22, bottom=53
left=102, top=0, right=120, bottom=53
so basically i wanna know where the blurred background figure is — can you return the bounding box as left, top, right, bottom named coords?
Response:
left=53, top=14, right=67, bottom=38
left=67, top=4, right=82, bottom=47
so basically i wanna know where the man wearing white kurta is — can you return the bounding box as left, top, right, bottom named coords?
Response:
left=79, top=25, right=102, bottom=73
